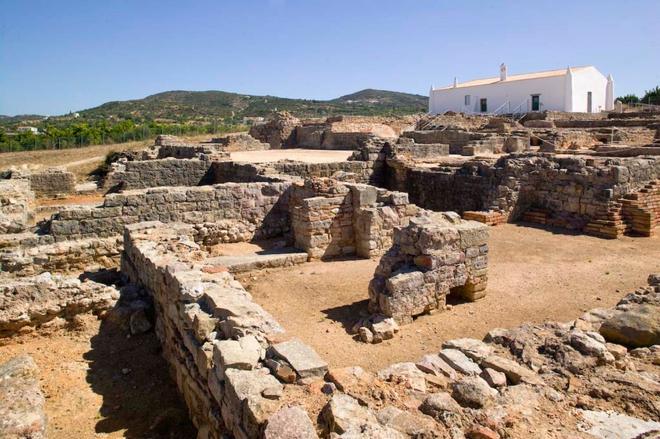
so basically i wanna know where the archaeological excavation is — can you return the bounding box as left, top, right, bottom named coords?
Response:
left=1, top=109, right=660, bottom=439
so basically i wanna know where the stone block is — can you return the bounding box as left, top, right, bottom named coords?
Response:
left=270, top=338, right=328, bottom=379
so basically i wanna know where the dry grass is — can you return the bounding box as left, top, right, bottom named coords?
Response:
left=0, top=134, right=215, bottom=181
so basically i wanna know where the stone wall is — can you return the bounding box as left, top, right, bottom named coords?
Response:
left=10, top=168, right=76, bottom=198
left=390, top=154, right=660, bottom=237
left=369, top=212, right=489, bottom=324
left=0, top=179, right=34, bottom=234
left=0, top=272, right=119, bottom=337
left=104, top=158, right=214, bottom=191
left=402, top=129, right=504, bottom=155
left=49, top=182, right=292, bottom=241
left=121, top=222, right=326, bottom=438
left=290, top=178, right=418, bottom=259
left=0, top=236, right=121, bottom=276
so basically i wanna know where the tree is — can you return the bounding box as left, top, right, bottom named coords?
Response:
left=616, top=94, right=639, bottom=104
left=641, top=86, right=660, bottom=105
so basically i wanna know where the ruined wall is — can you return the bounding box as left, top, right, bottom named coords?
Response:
left=391, top=154, right=660, bottom=236
left=402, top=129, right=503, bottom=154
left=368, top=212, right=489, bottom=324
left=0, top=236, right=121, bottom=275
left=0, top=179, right=34, bottom=234
left=0, top=356, right=47, bottom=438
left=0, top=273, right=119, bottom=337
left=49, top=182, right=292, bottom=241
left=104, top=158, right=214, bottom=191
left=290, top=179, right=418, bottom=259
left=11, top=168, right=76, bottom=198
left=121, top=222, right=325, bottom=438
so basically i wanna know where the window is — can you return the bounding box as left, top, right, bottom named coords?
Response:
left=480, top=98, right=488, bottom=113
left=464, top=95, right=471, bottom=106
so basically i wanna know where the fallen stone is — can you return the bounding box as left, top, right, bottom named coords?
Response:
left=264, top=406, right=318, bottom=439
left=377, top=362, right=427, bottom=392
left=569, top=330, right=608, bottom=357
left=480, top=355, right=543, bottom=385
left=359, top=327, right=374, bottom=343
left=419, top=392, right=463, bottom=418
left=323, top=393, right=377, bottom=434
left=370, top=317, right=399, bottom=341
left=375, top=405, right=439, bottom=437
left=578, top=409, right=660, bottom=439
left=264, top=358, right=297, bottom=383
left=333, top=422, right=406, bottom=438
left=451, top=376, right=497, bottom=409
left=599, top=304, right=660, bottom=348
left=466, top=425, right=500, bottom=439
left=439, top=349, right=482, bottom=375
left=416, top=354, right=457, bottom=379
left=327, top=367, right=376, bottom=392
left=443, top=338, right=493, bottom=362
left=271, top=338, right=328, bottom=379
left=480, top=368, right=507, bottom=388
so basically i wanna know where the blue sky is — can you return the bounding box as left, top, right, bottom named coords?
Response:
left=1, top=0, right=658, bottom=115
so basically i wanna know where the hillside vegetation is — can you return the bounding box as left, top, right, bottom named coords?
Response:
left=80, top=88, right=428, bottom=120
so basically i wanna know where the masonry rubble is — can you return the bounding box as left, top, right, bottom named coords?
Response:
left=0, top=355, right=47, bottom=439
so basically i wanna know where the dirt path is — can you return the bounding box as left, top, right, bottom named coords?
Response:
left=245, top=223, right=660, bottom=372
left=0, top=315, right=195, bottom=439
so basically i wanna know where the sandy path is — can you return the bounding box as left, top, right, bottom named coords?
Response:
left=245, top=223, right=660, bottom=371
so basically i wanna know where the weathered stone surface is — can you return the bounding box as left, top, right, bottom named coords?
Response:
left=377, top=362, right=427, bottom=392
left=578, top=409, right=660, bottom=439
left=323, top=393, right=377, bottom=434
left=443, top=338, right=493, bottom=362
left=0, top=355, right=46, bottom=439
left=213, top=335, right=263, bottom=372
left=419, top=392, right=463, bottom=418
left=375, top=405, right=439, bottom=437
left=480, top=355, right=543, bottom=385
left=599, top=304, right=660, bottom=348
left=568, top=330, right=608, bottom=357
left=264, top=405, right=318, bottom=439
left=439, top=349, right=482, bottom=375
left=271, top=338, right=328, bottom=379
left=451, top=376, right=497, bottom=409
left=480, top=368, right=507, bottom=388
left=416, top=354, right=457, bottom=379
left=326, top=367, right=375, bottom=393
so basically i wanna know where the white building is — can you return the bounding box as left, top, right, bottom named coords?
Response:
left=429, top=65, right=614, bottom=115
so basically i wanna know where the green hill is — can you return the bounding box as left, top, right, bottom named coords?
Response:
left=80, top=88, right=428, bottom=120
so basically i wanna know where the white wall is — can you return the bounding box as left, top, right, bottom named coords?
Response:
left=570, top=67, right=609, bottom=113
left=430, top=76, right=566, bottom=114
left=429, top=67, right=610, bottom=114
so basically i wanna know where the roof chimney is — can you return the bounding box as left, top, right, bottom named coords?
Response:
left=453, top=77, right=457, bottom=88
left=500, top=63, right=507, bottom=81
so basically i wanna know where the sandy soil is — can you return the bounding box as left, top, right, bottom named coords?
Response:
left=244, top=223, right=660, bottom=371
left=230, top=149, right=352, bottom=164
left=0, top=315, right=196, bottom=439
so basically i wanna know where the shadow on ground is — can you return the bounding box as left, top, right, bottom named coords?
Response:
left=83, top=317, right=197, bottom=438
left=322, top=299, right=370, bottom=333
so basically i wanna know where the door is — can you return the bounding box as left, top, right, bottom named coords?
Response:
left=480, top=98, right=488, bottom=113
left=531, top=95, right=540, bottom=111
left=587, top=91, right=593, bottom=113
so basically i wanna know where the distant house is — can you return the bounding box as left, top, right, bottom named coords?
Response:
left=429, top=64, right=614, bottom=115
left=16, top=126, right=39, bottom=134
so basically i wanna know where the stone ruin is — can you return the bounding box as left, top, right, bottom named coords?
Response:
left=1, top=108, right=660, bottom=438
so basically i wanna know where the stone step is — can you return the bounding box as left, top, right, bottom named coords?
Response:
left=204, top=248, right=308, bottom=274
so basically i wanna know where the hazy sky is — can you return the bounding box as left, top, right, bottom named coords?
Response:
left=1, top=0, right=658, bottom=115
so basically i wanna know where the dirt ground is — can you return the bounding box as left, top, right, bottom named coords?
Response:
left=0, top=315, right=196, bottom=439
left=244, top=223, right=660, bottom=372
left=230, top=149, right=352, bottom=163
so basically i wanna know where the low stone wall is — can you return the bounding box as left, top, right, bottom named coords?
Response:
left=369, top=212, right=489, bottom=324
left=0, top=355, right=47, bottom=438
left=0, top=273, right=119, bottom=337
left=402, top=129, right=503, bottom=154
left=10, top=168, right=76, bottom=198
left=121, top=222, right=326, bottom=438
left=49, top=182, right=292, bottom=241
left=0, top=236, right=121, bottom=275
left=390, top=154, right=660, bottom=237
left=104, top=158, right=214, bottom=191
left=0, top=179, right=34, bottom=234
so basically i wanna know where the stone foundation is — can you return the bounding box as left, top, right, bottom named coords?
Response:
left=0, top=180, right=34, bottom=234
